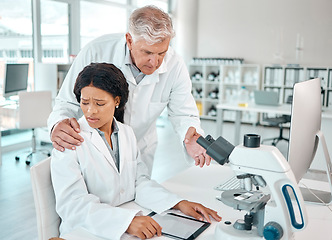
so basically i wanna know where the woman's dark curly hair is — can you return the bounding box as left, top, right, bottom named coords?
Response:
left=73, top=63, right=129, bottom=123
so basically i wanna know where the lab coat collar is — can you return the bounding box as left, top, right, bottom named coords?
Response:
left=79, top=117, right=120, bottom=173
left=139, top=70, right=160, bottom=86
left=116, top=35, right=128, bottom=68
left=116, top=38, right=136, bottom=86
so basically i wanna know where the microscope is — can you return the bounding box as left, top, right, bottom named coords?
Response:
left=197, top=134, right=307, bottom=240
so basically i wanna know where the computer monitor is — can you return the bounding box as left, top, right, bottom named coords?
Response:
left=288, top=78, right=332, bottom=204
left=3, top=63, right=29, bottom=99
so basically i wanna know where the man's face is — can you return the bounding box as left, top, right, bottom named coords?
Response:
left=126, top=33, right=170, bottom=75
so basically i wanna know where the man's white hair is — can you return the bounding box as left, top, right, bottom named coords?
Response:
left=128, top=5, right=175, bottom=45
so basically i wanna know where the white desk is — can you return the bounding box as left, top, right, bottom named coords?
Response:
left=62, top=163, right=332, bottom=240
left=216, top=103, right=291, bottom=145
left=0, top=102, right=19, bottom=165
left=216, top=103, right=332, bottom=146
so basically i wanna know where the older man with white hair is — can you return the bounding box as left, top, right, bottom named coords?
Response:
left=48, top=5, right=211, bottom=175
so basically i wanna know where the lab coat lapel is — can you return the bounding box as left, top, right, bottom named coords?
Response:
left=80, top=118, right=119, bottom=172
left=117, top=127, right=125, bottom=174
left=116, top=122, right=136, bottom=175
left=90, top=131, right=117, bottom=168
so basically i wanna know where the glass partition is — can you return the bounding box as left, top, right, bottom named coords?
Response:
left=0, top=0, right=33, bottom=96
left=80, top=1, right=127, bottom=48
left=41, top=0, right=69, bottom=63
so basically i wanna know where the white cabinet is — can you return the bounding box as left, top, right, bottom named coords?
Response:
left=35, top=63, right=71, bottom=98
left=189, top=62, right=260, bottom=123
left=189, top=63, right=220, bottom=120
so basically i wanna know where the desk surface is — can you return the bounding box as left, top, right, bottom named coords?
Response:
left=62, top=163, right=332, bottom=240
left=217, top=103, right=291, bottom=115
left=0, top=102, right=19, bottom=165
left=216, top=102, right=332, bottom=146
left=216, top=102, right=332, bottom=119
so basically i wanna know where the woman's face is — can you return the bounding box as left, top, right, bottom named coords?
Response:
left=80, top=85, right=120, bottom=133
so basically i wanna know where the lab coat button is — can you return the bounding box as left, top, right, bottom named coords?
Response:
left=120, top=189, right=125, bottom=194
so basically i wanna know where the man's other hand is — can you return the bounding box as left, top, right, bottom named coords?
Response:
left=184, top=127, right=212, bottom=167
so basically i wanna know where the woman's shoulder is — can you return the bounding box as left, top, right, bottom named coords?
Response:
left=51, top=146, right=77, bottom=166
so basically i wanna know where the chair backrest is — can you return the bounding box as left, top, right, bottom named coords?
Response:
left=30, top=157, right=60, bottom=240
left=18, top=91, right=52, bottom=129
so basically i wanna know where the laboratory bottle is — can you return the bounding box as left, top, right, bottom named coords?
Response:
left=238, top=86, right=249, bottom=107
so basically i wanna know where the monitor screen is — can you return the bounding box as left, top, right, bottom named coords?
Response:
left=3, top=63, right=29, bottom=98
left=287, top=78, right=321, bottom=183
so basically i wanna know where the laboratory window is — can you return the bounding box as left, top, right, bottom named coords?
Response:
left=104, top=0, right=127, bottom=4
left=41, top=0, right=69, bottom=63
left=136, top=0, right=169, bottom=11
left=0, top=0, right=33, bottom=143
left=0, top=0, right=33, bottom=90
left=20, top=50, right=33, bottom=59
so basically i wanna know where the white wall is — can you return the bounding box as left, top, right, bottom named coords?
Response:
left=196, top=0, right=332, bottom=66
left=172, top=0, right=198, bottom=64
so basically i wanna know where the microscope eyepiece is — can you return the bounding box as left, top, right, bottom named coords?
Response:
left=243, top=134, right=260, bottom=148
left=196, top=135, right=235, bottom=165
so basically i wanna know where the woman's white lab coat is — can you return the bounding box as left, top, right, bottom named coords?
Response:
left=51, top=117, right=183, bottom=240
left=47, top=33, right=203, bottom=173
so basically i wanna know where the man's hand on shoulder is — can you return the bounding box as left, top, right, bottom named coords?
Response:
left=51, top=118, right=84, bottom=152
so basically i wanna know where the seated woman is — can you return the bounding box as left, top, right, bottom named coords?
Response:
left=51, top=63, right=221, bottom=240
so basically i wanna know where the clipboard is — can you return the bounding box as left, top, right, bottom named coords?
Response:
left=148, top=212, right=210, bottom=240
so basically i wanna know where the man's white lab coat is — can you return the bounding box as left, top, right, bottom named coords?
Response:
left=51, top=117, right=183, bottom=240
left=47, top=34, right=203, bottom=173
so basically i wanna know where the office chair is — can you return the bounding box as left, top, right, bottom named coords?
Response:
left=15, top=91, right=52, bottom=165
left=30, top=157, right=61, bottom=240
left=261, top=95, right=293, bottom=146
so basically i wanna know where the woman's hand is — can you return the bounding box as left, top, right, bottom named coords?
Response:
left=126, top=216, right=162, bottom=239
left=173, top=200, right=222, bottom=223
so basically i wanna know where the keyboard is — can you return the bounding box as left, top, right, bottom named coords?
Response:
left=214, top=175, right=241, bottom=191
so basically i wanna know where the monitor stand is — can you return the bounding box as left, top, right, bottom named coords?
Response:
left=7, top=95, right=19, bottom=101
left=0, top=95, right=18, bottom=107
left=300, top=130, right=332, bottom=205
